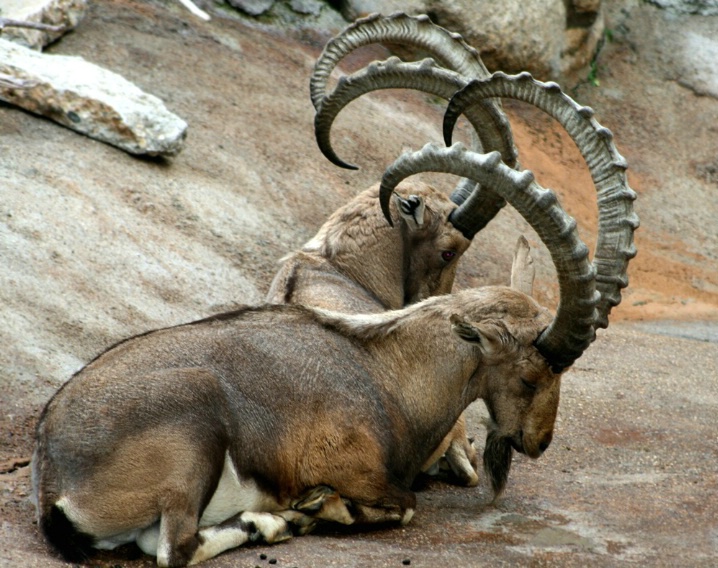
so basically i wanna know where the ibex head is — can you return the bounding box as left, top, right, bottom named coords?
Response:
left=378, top=121, right=637, bottom=492
left=281, top=181, right=471, bottom=310
left=444, top=237, right=557, bottom=497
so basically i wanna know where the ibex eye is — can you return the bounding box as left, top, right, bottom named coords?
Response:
left=521, top=378, right=537, bottom=392
left=441, top=250, right=456, bottom=262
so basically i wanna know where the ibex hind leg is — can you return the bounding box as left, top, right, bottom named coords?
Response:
left=138, top=507, right=202, bottom=567
left=138, top=510, right=291, bottom=566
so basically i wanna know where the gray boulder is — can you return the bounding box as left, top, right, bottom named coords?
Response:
left=0, top=38, right=188, bottom=156
left=0, top=0, right=87, bottom=50
left=328, top=0, right=604, bottom=79
left=646, top=0, right=718, bottom=15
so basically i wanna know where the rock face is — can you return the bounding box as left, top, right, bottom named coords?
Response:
left=332, top=0, right=425, bottom=21
left=646, top=0, right=718, bottom=14
left=422, top=0, right=604, bottom=79
left=226, top=0, right=276, bottom=16
left=305, top=0, right=604, bottom=78
left=0, top=0, right=88, bottom=49
left=220, top=0, right=604, bottom=79
left=0, top=38, right=188, bottom=156
left=681, top=31, right=718, bottom=98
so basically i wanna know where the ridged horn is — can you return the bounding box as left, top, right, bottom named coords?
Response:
left=311, top=12, right=491, bottom=111
left=314, top=57, right=517, bottom=173
left=443, top=72, right=639, bottom=328
left=380, top=143, right=600, bottom=371
left=310, top=11, right=515, bottom=225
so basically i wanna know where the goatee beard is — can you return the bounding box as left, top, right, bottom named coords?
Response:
left=483, top=426, right=513, bottom=500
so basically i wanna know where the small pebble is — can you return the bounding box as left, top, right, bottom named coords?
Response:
left=269, top=560, right=277, bottom=565
left=260, top=553, right=268, bottom=560
left=403, top=560, right=412, bottom=566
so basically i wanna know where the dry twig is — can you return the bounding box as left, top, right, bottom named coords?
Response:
left=0, top=17, right=64, bottom=33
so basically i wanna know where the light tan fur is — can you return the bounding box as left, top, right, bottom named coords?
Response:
left=266, top=181, right=480, bottom=485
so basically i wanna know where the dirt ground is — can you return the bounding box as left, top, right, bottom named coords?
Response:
left=1, top=0, right=717, bottom=566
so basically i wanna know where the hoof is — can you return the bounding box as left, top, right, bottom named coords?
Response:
left=242, top=512, right=292, bottom=544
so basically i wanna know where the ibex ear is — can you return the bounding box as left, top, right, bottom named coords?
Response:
left=395, top=194, right=426, bottom=229
left=510, top=235, right=535, bottom=296
left=450, top=314, right=504, bottom=357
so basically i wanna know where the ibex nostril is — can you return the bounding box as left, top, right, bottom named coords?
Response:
left=539, top=440, right=550, bottom=453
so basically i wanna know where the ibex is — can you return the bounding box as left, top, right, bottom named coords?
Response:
left=33, top=125, right=636, bottom=565
left=271, top=12, right=637, bottom=486
left=268, top=12, right=524, bottom=486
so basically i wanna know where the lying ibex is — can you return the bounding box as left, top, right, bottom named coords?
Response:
left=272, top=12, right=637, bottom=486
left=268, top=12, right=523, bottom=486
left=33, top=285, right=551, bottom=567
left=33, top=129, right=636, bottom=565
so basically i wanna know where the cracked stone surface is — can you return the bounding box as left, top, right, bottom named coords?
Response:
left=0, top=0, right=88, bottom=49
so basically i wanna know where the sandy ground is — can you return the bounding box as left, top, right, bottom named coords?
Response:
left=1, top=0, right=717, bottom=566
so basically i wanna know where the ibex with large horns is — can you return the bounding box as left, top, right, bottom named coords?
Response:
left=272, top=12, right=637, bottom=485
left=269, top=12, right=522, bottom=486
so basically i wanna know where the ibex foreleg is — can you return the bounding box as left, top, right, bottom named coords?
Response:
left=188, top=512, right=291, bottom=566
left=289, top=484, right=416, bottom=528
left=291, top=485, right=355, bottom=525
left=422, top=414, right=479, bottom=487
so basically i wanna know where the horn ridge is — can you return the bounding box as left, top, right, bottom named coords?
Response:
left=311, top=11, right=490, bottom=111
left=313, top=57, right=517, bottom=177
left=311, top=12, right=516, bottom=219
left=443, top=73, right=638, bottom=327
left=379, top=142, right=599, bottom=369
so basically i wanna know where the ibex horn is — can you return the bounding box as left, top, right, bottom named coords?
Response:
left=310, top=12, right=491, bottom=111
left=443, top=72, right=639, bottom=328
left=314, top=57, right=517, bottom=172
left=310, top=12, right=516, bottom=222
left=380, top=142, right=600, bottom=371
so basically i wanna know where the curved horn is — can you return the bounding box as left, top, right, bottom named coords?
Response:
left=310, top=12, right=491, bottom=111
left=380, top=142, right=600, bottom=371
left=315, top=57, right=517, bottom=173
left=314, top=56, right=515, bottom=230
left=310, top=11, right=515, bottom=221
left=443, top=72, right=639, bottom=328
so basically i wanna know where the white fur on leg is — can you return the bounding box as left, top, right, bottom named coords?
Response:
left=241, top=512, right=291, bottom=543
left=188, top=512, right=290, bottom=565
left=136, top=523, right=160, bottom=557
left=188, top=525, right=250, bottom=565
